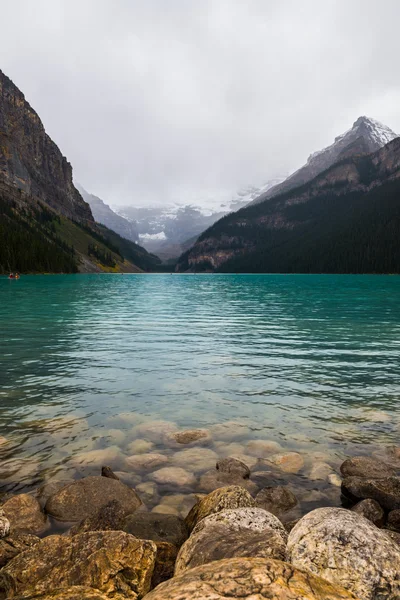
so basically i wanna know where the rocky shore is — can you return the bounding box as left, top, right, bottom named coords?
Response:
left=0, top=433, right=400, bottom=599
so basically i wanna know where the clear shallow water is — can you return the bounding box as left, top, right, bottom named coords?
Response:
left=1, top=274, right=400, bottom=520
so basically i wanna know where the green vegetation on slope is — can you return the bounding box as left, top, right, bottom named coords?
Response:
left=96, top=224, right=162, bottom=272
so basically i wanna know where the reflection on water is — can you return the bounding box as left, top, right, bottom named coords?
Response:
left=1, top=274, right=400, bottom=519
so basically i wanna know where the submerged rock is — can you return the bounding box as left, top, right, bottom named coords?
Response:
left=167, top=429, right=211, bottom=446
left=245, top=440, right=282, bottom=457
left=341, top=476, right=400, bottom=510
left=125, top=453, right=168, bottom=471
left=340, top=456, right=397, bottom=479
left=175, top=508, right=288, bottom=574
left=216, top=457, right=250, bottom=479
left=351, top=499, right=385, bottom=528
left=123, top=512, right=188, bottom=547
left=2, top=494, right=48, bottom=535
left=184, top=486, right=256, bottom=532
left=255, top=486, right=298, bottom=517
left=0, top=531, right=157, bottom=599
left=136, top=481, right=159, bottom=505
left=45, top=475, right=142, bottom=522
left=126, top=439, right=154, bottom=454
left=144, top=557, right=356, bottom=599
left=199, top=469, right=258, bottom=495
left=266, top=452, right=304, bottom=474
left=131, top=420, right=178, bottom=444
left=287, top=507, right=400, bottom=600
left=149, top=467, right=196, bottom=488
left=0, top=533, right=39, bottom=567
left=172, top=448, right=218, bottom=472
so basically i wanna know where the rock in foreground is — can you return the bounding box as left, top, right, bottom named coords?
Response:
left=341, top=476, right=400, bottom=511
left=287, top=507, right=400, bottom=600
left=185, top=486, right=256, bottom=532
left=2, top=494, right=48, bottom=535
left=123, top=512, right=188, bottom=547
left=340, top=456, right=396, bottom=479
left=145, top=557, right=356, bottom=599
left=0, top=531, right=156, bottom=599
left=45, top=476, right=142, bottom=522
left=13, top=587, right=111, bottom=599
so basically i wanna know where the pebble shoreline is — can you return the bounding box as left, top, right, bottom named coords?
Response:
left=0, top=425, right=399, bottom=598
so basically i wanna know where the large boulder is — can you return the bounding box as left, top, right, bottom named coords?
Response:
left=0, top=531, right=156, bottom=599
left=45, top=476, right=142, bottom=522
left=144, top=557, right=357, bottom=599
left=151, top=541, right=178, bottom=588
left=351, top=499, right=384, bottom=528
left=2, top=494, right=48, bottom=535
left=69, top=500, right=126, bottom=535
left=175, top=508, right=288, bottom=574
left=287, top=507, right=400, bottom=600
left=0, top=533, right=40, bottom=568
left=184, top=486, right=256, bottom=532
left=255, top=486, right=298, bottom=517
left=123, top=512, right=188, bottom=547
left=341, top=456, right=397, bottom=478
left=341, top=476, right=400, bottom=511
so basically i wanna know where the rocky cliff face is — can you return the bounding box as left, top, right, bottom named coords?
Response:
left=177, top=136, right=400, bottom=272
left=250, top=116, right=398, bottom=206
left=0, top=70, right=92, bottom=223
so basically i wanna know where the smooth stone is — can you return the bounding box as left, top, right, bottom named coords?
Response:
left=69, top=446, right=121, bottom=468
left=113, top=471, right=142, bottom=487
left=131, top=420, right=178, bottom=443
left=123, top=512, right=188, bottom=546
left=151, top=505, right=180, bottom=516
left=210, top=422, right=250, bottom=441
left=149, top=467, right=196, bottom=487
left=255, top=486, right=298, bottom=517
left=341, top=476, right=400, bottom=510
left=308, top=462, right=334, bottom=481
left=126, top=439, right=154, bottom=454
left=199, top=469, right=259, bottom=495
left=2, top=494, right=48, bottom=535
left=69, top=499, right=126, bottom=535
left=105, top=428, right=126, bottom=445
left=266, top=452, right=304, bottom=474
left=125, top=453, right=168, bottom=471
left=216, top=457, right=250, bottom=479
left=213, top=442, right=247, bottom=457
left=136, top=481, right=159, bottom=504
left=287, top=507, right=400, bottom=600
left=351, top=499, right=385, bottom=528
left=154, top=493, right=198, bottom=518
left=152, top=541, right=178, bottom=588
left=45, top=475, right=142, bottom=522
left=36, top=480, right=74, bottom=508
left=0, top=533, right=40, bottom=567
left=329, top=473, right=342, bottom=487
left=12, top=587, right=111, bottom=599
left=387, top=509, right=400, bottom=532
left=191, top=507, right=288, bottom=537
left=250, top=471, right=276, bottom=488
left=167, top=429, right=211, bottom=446
left=228, top=454, right=258, bottom=470
left=245, top=440, right=283, bottom=457
left=172, top=448, right=218, bottom=473
left=144, top=557, right=356, bottom=599
left=0, top=531, right=156, bottom=599
left=185, top=486, right=256, bottom=532
left=341, top=456, right=397, bottom=479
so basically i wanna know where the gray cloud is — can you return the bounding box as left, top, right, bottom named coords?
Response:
left=2, top=0, right=400, bottom=207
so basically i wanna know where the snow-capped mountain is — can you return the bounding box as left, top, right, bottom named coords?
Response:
left=250, top=116, right=398, bottom=205
left=115, top=178, right=284, bottom=259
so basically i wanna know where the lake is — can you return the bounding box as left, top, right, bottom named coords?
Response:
left=1, top=273, right=400, bottom=522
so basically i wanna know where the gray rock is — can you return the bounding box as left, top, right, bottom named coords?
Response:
left=351, top=499, right=385, bottom=528
left=144, top=557, right=357, bottom=599
left=385, top=530, right=400, bottom=546
left=255, top=486, right=297, bottom=517
left=123, top=512, right=188, bottom=546
left=185, top=486, right=256, bottom=532
left=0, top=533, right=40, bottom=567
left=341, top=476, right=400, bottom=511
left=2, top=494, right=48, bottom=535
left=287, top=507, right=400, bottom=600
left=387, top=509, right=400, bottom=532
left=341, top=456, right=397, bottom=478
left=69, top=500, right=126, bottom=535
left=45, top=476, right=142, bottom=522
left=216, top=457, right=250, bottom=479
left=0, top=531, right=156, bottom=599
left=175, top=508, right=287, bottom=574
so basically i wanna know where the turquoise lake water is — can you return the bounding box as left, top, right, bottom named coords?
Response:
left=1, top=274, right=400, bottom=519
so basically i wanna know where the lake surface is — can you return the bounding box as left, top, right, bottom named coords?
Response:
left=1, top=274, right=400, bottom=522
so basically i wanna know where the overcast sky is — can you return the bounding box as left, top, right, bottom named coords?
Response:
left=2, top=0, right=400, bottom=208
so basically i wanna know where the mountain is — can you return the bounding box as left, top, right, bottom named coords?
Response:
left=76, top=184, right=140, bottom=243
left=116, top=179, right=284, bottom=260
left=249, top=116, right=398, bottom=205
left=0, top=69, right=158, bottom=273
left=176, top=134, right=400, bottom=274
